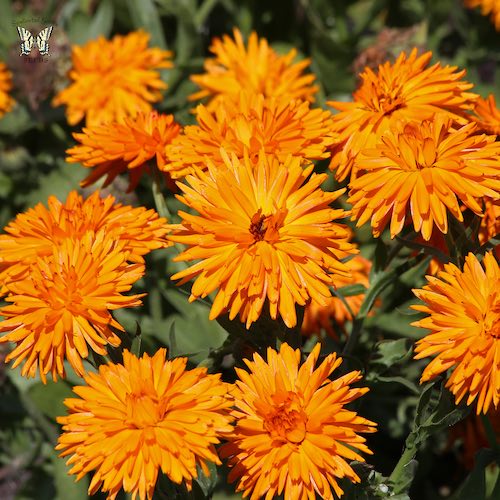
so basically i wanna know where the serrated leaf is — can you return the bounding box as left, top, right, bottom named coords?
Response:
left=371, top=339, right=413, bottom=369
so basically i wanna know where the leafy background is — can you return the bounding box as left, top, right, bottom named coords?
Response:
left=0, top=0, right=499, bottom=499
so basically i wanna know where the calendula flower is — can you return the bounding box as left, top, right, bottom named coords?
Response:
left=166, top=92, right=333, bottom=178
left=348, top=115, right=500, bottom=241
left=472, top=94, right=500, bottom=135
left=67, top=111, right=181, bottom=190
left=413, top=252, right=500, bottom=414
left=479, top=198, right=500, bottom=258
left=0, top=190, right=168, bottom=292
left=53, top=31, right=172, bottom=126
left=0, top=233, right=144, bottom=382
left=220, top=342, right=377, bottom=500
left=57, top=349, right=233, bottom=500
left=329, top=49, right=477, bottom=181
left=168, top=151, right=355, bottom=328
left=302, top=255, right=373, bottom=339
left=190, top=29, right=317, bottom=111
left=0, top=61, right=14, bottom=118
left=465, top=0, right=500, bottom=30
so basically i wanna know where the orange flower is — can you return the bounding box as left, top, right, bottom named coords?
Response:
left=0, top=233, right=144, bottom=382
left=348, top=115, right=500, bottom=241
left=328, top=49, right=477, bottom=181
left=479, top=198, right=500, bottom=259
left=413, top=252, right=500, bottom=414
left=302, top=255, right=373, bottom=338
left=471, top=94, right=500, bottom=135
left=67, top=111, right=181, bottom=190
left=53, top=31, right=172, bottom=126
left=190, top=29, right=317, bottom=111
left=56, top=349, right=233, bottom=500
left=168, top=152, right=355, bottom=328
left=166, top=92, right=333, bottom=178
left=465, top=0, right=500, bottom=30
left=0, top=190, right=168, bottom=292
left=220, top=342, right=377, bottom=500
left=0, top=61, right=14, bottom=118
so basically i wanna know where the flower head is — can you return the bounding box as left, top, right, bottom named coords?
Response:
left=302, top=255, right=373, bottom=339
left=168, top=151, right=355, bottom=328
left=190, top=29, right=317, bottom=110
left=0, top=233, right=144, bottom=382
left=479, top=198, right=500, bottom=259
left=67, top=111, right=181, bottom=190
left=328, top=49, right=477, bottom=181
left=0, top=61, right=14, bottom=118
left=53, top=31, right=172, bottom=126
left=413, top=252, right=500, bottom=414
left=465, top=0, right=500, bottom=30
left=166, top=92, right=333, bottom=178
left=471, top=94, right=500, bottom=135
left=220, top=342, right=377, bottom=500
left=348, top=114, right=500, bottom=241
left=0, top=190, right=168, bottom=292
left=56, top=349, right=233, bottom=500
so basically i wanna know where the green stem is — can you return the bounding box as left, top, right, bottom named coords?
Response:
left=151, top=167, right=172, bottom=220
left=388, top=440, right=418, bottom=493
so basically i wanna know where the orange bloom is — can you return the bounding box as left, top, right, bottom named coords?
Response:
left=348, top=115, right=500, bottom=241
left=479, top=198, right=500, bottom=259
left=67, top=111, right=181, bottom=190
left=190, top=29, right=317, bottom=111
left=168, top=152, right=355, bottom=328
left=166, top=92, right=334, bottom=178
left=302, top=255, right=373, bottom=338
left=0, top=61, right=14, bottom=118
left=413, top=252, right=500, bottom=414
left=0, top=233, right=144, bottom=382
left=465, top=0, right=500, bottom=30
left=328, top=49, right=477, bottom=181
left=472, top=94, right=500, bottom=135
left=0, top=190, right=168, bottom=292
left=220, top=342, right=377, bottom=500
left=57, top=349, right=233, bottom=500
left=53, top=31, right=172, bottom=126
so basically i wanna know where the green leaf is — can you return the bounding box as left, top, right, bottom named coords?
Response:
left=336, top=283, right=367, bottom=297
left=27, top=380, right=74, bottom=421
left=51, top=448, right=89, bottom=500
left=371, top=339, right=413, bottom=369
left=125, top=0, right=167, bottom=49
left=86, top=0, right=114, bottom=40
left=454, top=449, right=496, bottom=500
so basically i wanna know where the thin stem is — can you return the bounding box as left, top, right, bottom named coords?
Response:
left=388, top=440, right=418, bottom=494
left=151, top=167, right=172, bottom=220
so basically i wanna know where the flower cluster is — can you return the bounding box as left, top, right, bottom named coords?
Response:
left=0, top=191, right=168, bottom=381
left=1, top=18, right=498, bottom=500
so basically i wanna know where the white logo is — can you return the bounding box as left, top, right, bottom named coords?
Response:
left=17, top=26, right=53, bottom=56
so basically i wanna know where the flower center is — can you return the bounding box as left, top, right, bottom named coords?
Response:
left=248, top=208, right=285, bottom=244
left=264, top=391, right=307, bottom=444
left=125, top=391, right=165, bottom=428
